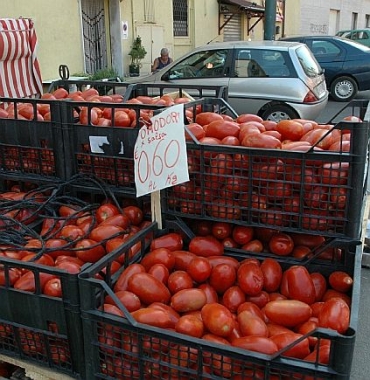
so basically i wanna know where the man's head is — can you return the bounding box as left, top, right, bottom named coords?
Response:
left=161, top=48, right=169, bottom=58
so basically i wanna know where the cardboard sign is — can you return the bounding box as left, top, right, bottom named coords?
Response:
left=134, top=104, right=189, bottom=197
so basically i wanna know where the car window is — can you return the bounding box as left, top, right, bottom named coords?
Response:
left=311, top=40, right=340, bottom=56
left=234, top=49, right=291, bottom=78
left=167, top=49, right=229, bottom=79
left=295, top=45, right=323, bottom=78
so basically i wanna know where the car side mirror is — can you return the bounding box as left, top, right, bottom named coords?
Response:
left=161, top=71, right=170, bottom=81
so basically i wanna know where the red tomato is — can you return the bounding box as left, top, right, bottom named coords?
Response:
left=201, top=303, right=235, bottom=338
left=264, top=300, right=312, bottom=327
left=147, top=302, right=180, bottom=328
left=104, top=290, right=141, bottom=312
left=187, top=257, right=212, bottom=283
left=232, top=225, right=254, bottom=245
left=241, top=133, right=282, bottom=149
left=207, top=256, right=239, bottom=270
left=127, top=272, right=171, bottom=305
left=271, top=332, right=310, bottom=359
left=89, top=225, right=124, bottom=242
left=150, top=233, right=183, bottom=252
left=328, top=271, right=353, bottom=293
left=0, top=268, right=22, bottom=286
left=55, top=260, right=81, bottom=274
left=113, top=263, right=146, bottom=292
left=189, top=236, right=224, bottom=257
left=58, top=225, right=85, bottom=241
left=260, top=258, right=282, bottom=292
left=205, top=120, right=240, bottom=140
left=198, top=283, right=219, bottom=304
left=95, top=203, right=120, bottom=224
left=123, top=205, right=144, bottom=226
left=231, top=336, right=278, bottom=355
left=191, top=220, right=213, bottom=236
left=195, top=112, right=223, bottom=126
left=167, top=270, right=193, bottom=294
left=131, top=308, right=173, bottom=328
left=276, top=120, right=305, bottom=141
left=185, top=123, right=206, bottom=141
left=241, top=239, right=264, bottom=253
left=236, top=114, right=263, bottom=124
left=147, top=263, right=169, bottom=284
left=140, top=247, right=175, bottom=272
left=211, top=222, right=233, bottom=240
left=172, top=250, right=196, bottom=271
left=318, top=297, right=350, bottom=334
left=74, top=238, right=106, bottom=263
left=222, top=285, right=246, bottom=313
left=170, top=288, right=207, bottom=313
left=238, top=310, right=268, bottom=337
left=268, top=233, right=294, bottom=256
left=310, top=272, right=327, bottom=302
left=44, top=238, right=71, bottom=259
left=43, top=277, right=62, bottom=297
left=209, top=263, right=237, bottom=294
left=237, top=262, right=264, bottom=296
left=99, top=213, right=131, bottom=229
left=175, top=314, right=204, bottom=338
left=14, top=272, right=57, bottom=293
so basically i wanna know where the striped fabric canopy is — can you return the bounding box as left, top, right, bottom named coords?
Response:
left=0, top=18, right=43, bottom=98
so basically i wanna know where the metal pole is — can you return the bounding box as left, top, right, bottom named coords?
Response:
left=264, top=0, right=277, bottom=40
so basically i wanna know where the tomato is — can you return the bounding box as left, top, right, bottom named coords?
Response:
left=140, top=247, right=175, bottom=272
left=237, top=261, right=264, bottom=296
left=14, top=272, right=57, bottom=293
left=167, top=270, right=193, bottom=294
left=21, top=253, right=55, bottom=267
left=266, top=323, right=292, bottom=337
left=245, top=290, right=270, bottom=309
left=268, top=233, right=294, bottom=256
left=150, top=232, right=183, bottom=252
left=304, top=343, right=331, bottom=365
left=237, top=310, right=268, bottom=337
left=328, top=271, right=353, bottom=293
left=209, top=263, right=237, bottom=294
left=189, top=236, right=224, bottom=257
left=297, top=319, right=319, bottom=348
left=113, top=263, right=146, bottom=292
left=191, top=220, right=213, bottom=236
left=265, top=300, right=312, bottom=327
left=185, top=122, right=206, bottom=141
left=148, top=263, right=170, bottom=284
left=131, top=308, right=173, bottom=328
left=318, top=297, right=350, bottom=334
left=207, top=256, right=239, bottom=270
left=259, top=258, right=282, bottom=292
left=281, top=265, right=316, bottom=305
left=74, top=238, right=106, bottom=263
left=276, top=120, right=306, bottom=141
left=205, top=120, right=240, bottom=140
left=123, top=205, right=144, bottom=226
left=322, top=289, right=351, bottom=306
left=208, top=198, right=241, bottom=220
left=211, top=222, right=233, bottom=240
left=290, top=233, right=326, bottom=248
left=201, top=303, right=235, bottom=338
left=310, top=272, right=327, bottom=302
left=231, top=336, right=278, bottom=355
left=175, top=314, right=204, bottom=338
left=172, top=250, right=196, bottom=270
left=58, top=225, right=85, bottom=241
left=195, top=112, right=223, bottom=126
left=241, top=239, right=264, bottom=253
left=44, top=238, right=71, bottom=259
left=104, top=290, right=141, bottom=312
left=198, top=283, right=219, bottom=304
left=147, top=302, right=180, bottom=328
left=0, top=267, right=22, bottom=286
left=99, top=213, right=131, bottom=229
left=222, top=285, right=246, bottom=313
left=171, top=288, right=207, bottom=313
left=271, top=332, right=310, bottom=359
left=127, top=272, right=171, bottom=305
left=89, top=225, right=124, bottom=242
left=236, top=114, right=264, bottom=124
left=231, top=225, right=253, bottom=245
left=43, top=277, right=62, bottom=297
left=187, top=256, right=212, bottom=283
left=241, top=132, right=282, bottom=149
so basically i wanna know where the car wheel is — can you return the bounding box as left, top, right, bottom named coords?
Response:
left=330, top=76, right=358, bottom=102
left=261, top=105, right=299, bottom=122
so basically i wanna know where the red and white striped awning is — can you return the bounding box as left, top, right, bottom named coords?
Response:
left=0, top=18, right=43, bottom=98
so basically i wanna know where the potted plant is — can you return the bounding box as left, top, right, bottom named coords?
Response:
left=128, top=36, right=147, bottom=77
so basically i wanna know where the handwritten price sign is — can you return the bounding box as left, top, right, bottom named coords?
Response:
left=134, top=103, right=189, bottom=197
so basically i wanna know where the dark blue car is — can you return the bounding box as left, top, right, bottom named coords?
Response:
left=280, top=35, right=370, bottom=101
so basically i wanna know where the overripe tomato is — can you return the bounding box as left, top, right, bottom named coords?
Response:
left=237, top=261, right=264, bottom=296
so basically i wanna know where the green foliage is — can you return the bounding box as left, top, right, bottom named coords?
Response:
left=128, top=36, right=147, bottom=68
left=72, top=68, right=122, bottom=81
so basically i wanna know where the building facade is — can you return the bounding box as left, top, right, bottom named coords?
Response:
left=2, top=0, right=370, bottom=82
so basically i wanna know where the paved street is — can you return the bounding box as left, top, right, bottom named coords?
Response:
left=317, top=92, right=370, bottom=379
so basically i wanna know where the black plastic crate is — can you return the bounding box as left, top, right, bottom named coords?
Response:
left=0, top=97, right=65, bottom=182
left=78, top=221, right=361, bottom=380
left=162, top=102, right=370, bottom=242
left=47, top=79, right=131, bottom=97
left=123, top=83, right=229, bottom=103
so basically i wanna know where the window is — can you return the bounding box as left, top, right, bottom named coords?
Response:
left=366, top=14, right=370, bottom=28
left=173, top=0, right=188, bottom=37
left=352, top=12, right=358, bottom=29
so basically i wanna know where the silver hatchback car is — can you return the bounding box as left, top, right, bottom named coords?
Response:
left=127, top=41, right=329, bottom=121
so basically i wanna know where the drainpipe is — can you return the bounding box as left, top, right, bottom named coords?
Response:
left=109, top=0, right=123, bottom=76
left=264, top=0, right=277, bottom=40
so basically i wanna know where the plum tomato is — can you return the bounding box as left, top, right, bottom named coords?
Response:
left=75, top=238, right=106, bottom=263
left=201, top=303, right=235, bottom=338
left=268, top=233, right=294, bottom=256
left=96, top=203, right=120, bottom=224
left=189, top=236, right=224, bottom=257
left=170, top=288, right=207, bottom=313
left=167, top=270, right=194, bottom=294
left=187, top=257, right=212, bottom=283
left=123, top=205, right=144, bottom=226
left=211, top=222, right=233, bottom=240
left=260, top=258, right=282, bottom=293
left=209, top=263, right=237, bottom=294
left=150, top=232, right=183, bottom=252
left=318, top=297, right=350, bottom=334
left=232, top=225, right=254, bottom=245
left=140, top=247, right=175, bottom=272
left=237, top=262, right=264, bottom=296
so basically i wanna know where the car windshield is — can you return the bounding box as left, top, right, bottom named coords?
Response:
left=295, top=45, right=323, bottom=77
left=167, top=49, right=229, bottom=79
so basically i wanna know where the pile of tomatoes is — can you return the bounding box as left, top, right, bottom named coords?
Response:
left=0, top=183, right=149, bottom=298
left=97, top=228, right=353, bottom=379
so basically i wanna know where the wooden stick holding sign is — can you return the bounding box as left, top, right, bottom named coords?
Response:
left=134, top=103, right=189, bottom=229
